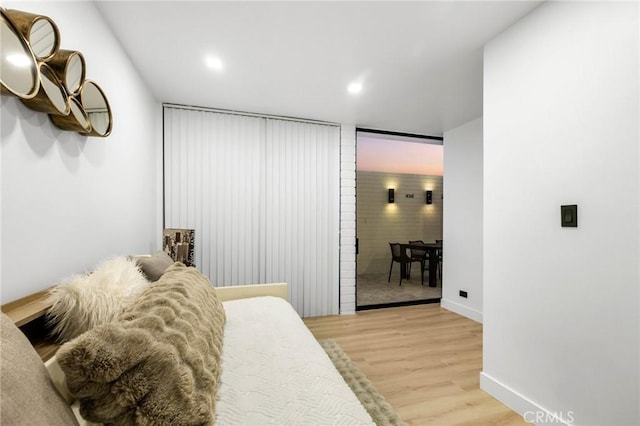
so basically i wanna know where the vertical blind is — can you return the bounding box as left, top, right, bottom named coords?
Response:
left=163, top=106, right=340, bottom=317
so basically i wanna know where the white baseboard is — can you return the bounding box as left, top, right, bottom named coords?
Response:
left=480, top=372, right=573, bottom=426
left=441, top=298, right=483, bottom=323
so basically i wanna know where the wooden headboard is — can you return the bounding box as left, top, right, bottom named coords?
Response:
left=1, top=289, right=58, bottom=360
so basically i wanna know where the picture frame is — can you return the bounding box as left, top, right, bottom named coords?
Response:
left=162, top=228, right=195, bottom=266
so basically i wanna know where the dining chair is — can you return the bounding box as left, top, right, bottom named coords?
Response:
left=409, top=240, right=430, bottom=286
left=388, top=243, right=417, bottom=286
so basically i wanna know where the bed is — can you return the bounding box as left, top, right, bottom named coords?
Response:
left=0, top=255, right=374, bottom=425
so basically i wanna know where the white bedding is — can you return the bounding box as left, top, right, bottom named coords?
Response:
left=216, top=296, right=374, bottom=425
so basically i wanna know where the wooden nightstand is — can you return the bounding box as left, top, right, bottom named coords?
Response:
left=1, top=289, right=58, bottom=360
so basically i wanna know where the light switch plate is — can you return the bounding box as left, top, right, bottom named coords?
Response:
left=561, top=204, right=578, bottom=227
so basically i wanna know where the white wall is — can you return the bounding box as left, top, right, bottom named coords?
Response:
left=356, top=171, right=443, bottom=275
left=1, top=2, right=161, bottom=303
left=442, top=118, right=483, bottom=323
left=482, top=2, right=639, bottom=425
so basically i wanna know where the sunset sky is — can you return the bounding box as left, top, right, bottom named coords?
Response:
left=356, top=135, right=443, bottom=176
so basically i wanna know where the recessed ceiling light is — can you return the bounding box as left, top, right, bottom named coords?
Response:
left=205, top=56, right=223, bottom=71
left=347, top=82, right=363, bottom=95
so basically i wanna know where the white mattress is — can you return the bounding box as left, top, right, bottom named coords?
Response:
left=216, top=296, right=374, bottom=425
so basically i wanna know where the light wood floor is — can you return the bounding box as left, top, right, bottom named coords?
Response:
left=303, top=304, right=527, bottom=426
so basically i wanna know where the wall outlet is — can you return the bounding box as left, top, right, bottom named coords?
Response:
left=459, top=290, right=468, bottom=298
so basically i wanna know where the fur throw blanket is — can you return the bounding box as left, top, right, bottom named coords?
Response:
left=47, top=256, right=150, bottom=342
left=57, top=263, right=226, bottom=425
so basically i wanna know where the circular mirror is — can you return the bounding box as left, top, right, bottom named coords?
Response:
left=48, top=50, right=85, bottom=96
left=50, top=97, right=90, bottom=133
left=69, top=98, right=90, bottom=131
left=0, top=9, right=39, bottom=99
left=80, top=80, right=112, bottom=137
left=21, top=63, right=69, bottom=115
left=29, top=17, right=59, bottom=60
left=65, top=52, right=84, bottom=95
left=4, top=9, right=59, bottom=61
left=40, top=64, right=68, bottom=114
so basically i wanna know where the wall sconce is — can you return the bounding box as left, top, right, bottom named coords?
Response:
left=388, top=188, right=395, bottom=203
left=426, top=190, right=433, bottom=204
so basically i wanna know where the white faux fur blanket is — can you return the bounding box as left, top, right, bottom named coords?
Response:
left=47, top=256, right=149, bottom=342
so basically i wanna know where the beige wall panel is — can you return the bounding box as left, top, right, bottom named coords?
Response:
left=356, top=171, right=443, bottom=275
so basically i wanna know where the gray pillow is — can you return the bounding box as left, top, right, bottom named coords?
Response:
left=0, top=312, right=79, bottom=425
left=136, top=250, right=175, bottom=281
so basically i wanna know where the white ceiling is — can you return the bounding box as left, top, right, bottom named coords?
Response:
left=96, top=1, right=542, bottom=136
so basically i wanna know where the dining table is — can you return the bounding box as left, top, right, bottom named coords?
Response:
left=399, top=241, right=442, bottom=287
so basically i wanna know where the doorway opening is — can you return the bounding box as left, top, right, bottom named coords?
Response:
left=355, top=128, right=444, bottom=310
